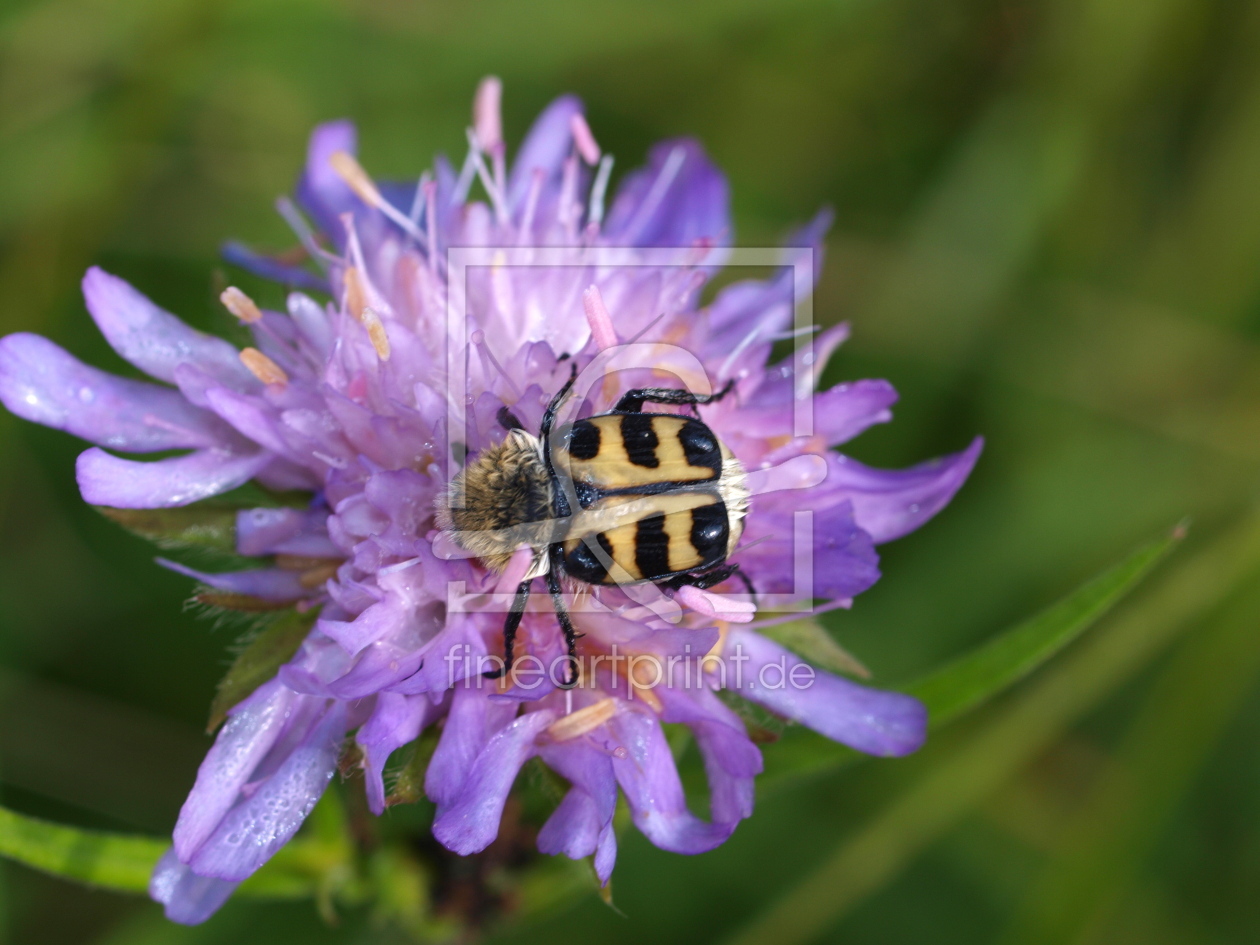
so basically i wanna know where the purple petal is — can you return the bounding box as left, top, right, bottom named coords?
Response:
left=203, top=388, right=292, bottom=457
left=156, top=558, right=309, bottom=602
left=237, top=506, right=339, bottom=558
left=537, top=743, right=619, bottom=882
left=173, top=681, right=296, bottom=860
left=149, top=848, right=240, bottom=925
left=603, top=139, right=730, bottom=247
left=295, top=120, right=359, bottom=247
left=0, top=333, right=238, bottom=452
left=537, top=788, right=601, bottom=857
left=189, top=701, right=346, bottom=881
left=81, top=268, right=254, bottom=388
left=325, top=603, right=446, bottom=699
left=506, top=95, right=582, bottom=210
left=658, top=686, right=761, bottom=825
left=703, top=210, right=832, bottom=361
left=737, top=380, right=897, bottom=446
left=76, top=447, right=270, bottom=508
left=826, top=438, right=983, bottom=543
left=425, top=682, right=518, bottom=807
left=317, top=595, right=408, bottom=654
left=740, top=499, right=880, bottom=601
left=357, top=692, right=438, bottom=814
left=727, top=628, right=927, bottom=756
left=609, top=709, right=737, bottom=854
left=431, top=708, right=555, bottom=855
left=286, top=293, right=334, bottom=360
left=221, top=241, right=329, bottom=293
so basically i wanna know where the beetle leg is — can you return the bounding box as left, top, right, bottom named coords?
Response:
left=547, top=544, right=581, bottom=688
left=483, top=578, right=533, bottom=680
left=614, top=378, right=735, bottom=414
left=497, top=405, right=526, bottom=431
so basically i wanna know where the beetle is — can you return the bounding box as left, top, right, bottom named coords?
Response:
left=437, top=366, right=751, bottom=687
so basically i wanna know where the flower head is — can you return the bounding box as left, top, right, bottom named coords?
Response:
left=0, top=78, right=980, bottom=925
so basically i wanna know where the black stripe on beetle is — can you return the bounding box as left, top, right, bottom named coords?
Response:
left=567, top=419, right=601, bottom=460
left=634, top=512, right=671, bottom=579
left=678, top=418, right=723, bottom=474
left=690, top=500, right=730, bottom=568
left=564, top=532, right=615, bottom=584
left=620, top=414, right=660, bottom=468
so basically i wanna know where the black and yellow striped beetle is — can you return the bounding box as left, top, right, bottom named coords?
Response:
left=437, top=366, right=752, bottom=687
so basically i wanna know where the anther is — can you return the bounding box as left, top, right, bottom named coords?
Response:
left=220, top=286, right=262, bottom=324
left=628, top=660, right=663, bottom=712
left=582, top=285, right=619, bottom=351
left=239, top=347, right=289, bottom=386
left=343, top=266, right=368, bottom=320
left=473, top=76, right=503, bottom=152
left=546, top=697, right=617, bottom=742
left=570, top=113, right=601, bottom=165
left=329, top=150, right=384, bottom=209
left=330, top=153, right=430, bottom=246
left=362, top=309, right=391, bottom=361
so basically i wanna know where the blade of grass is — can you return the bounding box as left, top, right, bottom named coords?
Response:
left=998, top=573, right=1260, bottom=945
left=721, top=510, right=1260, bottom=945
left=759, top=525, right=1182, bottom=792
left=908, top=525, right=1184, bottom=727
left=0, top=797, right=346, bottom=900
left=0, top=807, right=164, bottom=893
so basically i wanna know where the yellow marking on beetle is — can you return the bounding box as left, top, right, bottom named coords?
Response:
left=665, top=507, right=706, bottom=573
left=601, top=522, right=644, bottom=582
left=561, top=414, right=718, bottom=491
left=650, top=415, right=717, bottom=481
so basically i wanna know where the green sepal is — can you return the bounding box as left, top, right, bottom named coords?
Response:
left=760, top=617, right=872, bottom=678
left=96, top=505, right=239, bottom=553
left=208, top=608, right=316, bottom=731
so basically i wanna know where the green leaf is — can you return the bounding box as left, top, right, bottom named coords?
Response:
left=96, top=505, right=238, bottom=553
left=761, top=617, right=871, bottom=678
left=208, top=609, right=315, bottom=731
left=0, top=805, right=164, bottom=893
left=908, top=524, right=1184, bottom=728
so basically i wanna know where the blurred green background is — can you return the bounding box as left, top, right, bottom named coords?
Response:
left=4, top=0, right=1260, bottom=942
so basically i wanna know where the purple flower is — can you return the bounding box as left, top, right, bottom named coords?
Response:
left=0, top=78, right=980, bottom=924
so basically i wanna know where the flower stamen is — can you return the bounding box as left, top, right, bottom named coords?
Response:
left=329, top=151, right=429, bottom=247
left=220, top=286, right=262, bottom=324
left=587, top=154, right=614, bottom=227
left=582, top=285, right=619, bottom=351
left=546, top=697, right=617, bottom=741
left=362, top=309, right=391, bottom=361
left=473, top=76, right=503, bottom=152
left=570, top=113, right=601, bottom=165
left=343, top=266, right=368, bottom=320
left=239, top=347, right=288, bottom=386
